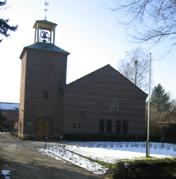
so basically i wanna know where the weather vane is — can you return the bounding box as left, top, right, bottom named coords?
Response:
left=44, top=1, right=49, bottom=20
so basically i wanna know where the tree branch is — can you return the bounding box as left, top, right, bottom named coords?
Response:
left=112, top=0, right=176, bottom=48
left=0, top=0, right=6, bottom=6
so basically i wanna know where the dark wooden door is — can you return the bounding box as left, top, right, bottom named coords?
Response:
left=35, top=118, right=52, bottom=140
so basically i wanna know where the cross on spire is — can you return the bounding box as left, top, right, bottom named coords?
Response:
left=44, top=1, right=49, bottom=20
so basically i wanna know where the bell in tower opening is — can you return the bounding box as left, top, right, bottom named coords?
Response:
left=40, top=30, right=49, bottom=43
left=34, top=20, right=57, bottom=44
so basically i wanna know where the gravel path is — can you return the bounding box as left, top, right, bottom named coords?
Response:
left=0, top=133, right=103, bottom=179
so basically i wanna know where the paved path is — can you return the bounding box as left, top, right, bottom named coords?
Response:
left=0, top=133, right=103, bottom=179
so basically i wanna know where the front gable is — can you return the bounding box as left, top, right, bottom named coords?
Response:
left=64, top=65, right=147, bottom=136
left=66, top=64, right=147, bottom=99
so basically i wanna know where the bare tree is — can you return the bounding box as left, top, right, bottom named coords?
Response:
left=111, top=0, right=176, bottom=47
left=118, top=48, right=149, bottom=91
left=0, top=0, right=17, bottom=42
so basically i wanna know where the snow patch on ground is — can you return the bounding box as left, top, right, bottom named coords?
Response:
left=39, top=145, right=108, bottom=175
left=64, top=142, right=176, bottom=163
left=40, top=141, right=176, bottom=175
left=1, top=170, right=11, bottom=179
left=0, top=132, right=6, bottom=135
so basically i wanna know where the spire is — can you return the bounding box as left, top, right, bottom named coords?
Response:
left=44, top=1, right=49, bottom=20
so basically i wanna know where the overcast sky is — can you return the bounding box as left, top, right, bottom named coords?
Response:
left=1, top=0, right=176, bottom=102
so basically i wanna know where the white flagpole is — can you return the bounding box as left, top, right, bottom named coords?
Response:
left=146, top=53, right=152, bottom=157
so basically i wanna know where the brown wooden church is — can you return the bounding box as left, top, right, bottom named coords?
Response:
left=18, top=19, right=147, bottom=140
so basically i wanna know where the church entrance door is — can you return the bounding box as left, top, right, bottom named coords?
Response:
left=35, top=117, right=52, bottom=140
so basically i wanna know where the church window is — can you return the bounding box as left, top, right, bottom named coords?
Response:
left=110, top=99, right=119, bottom=112
left=110, top=103, right=119, bottom=112
left=99, top=119, right=105, bottom=133
left=123, top=120, right=129, bottom=134
left=107, top=119, right=112, bottom=133
left=78, top=123, right=81, bottom=128
left=43, top=90, right=48, bottom=99
left=116, top=120, right=121, bottom=133
left=73, top=122, right=81, bottom=129
left=73, top=123, right=76, bottom=128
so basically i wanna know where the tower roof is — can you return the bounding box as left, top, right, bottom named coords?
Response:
left=20, top=42, right=69, bottom=59
left=33, top=20, right=57, bottom=31
left=20, top=19, right=69, bottom=59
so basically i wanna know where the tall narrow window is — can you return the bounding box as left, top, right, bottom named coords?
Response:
left=77, top=123, right=81, bottom=128
left=107, top=119, right=112, bottom=133
left=123, top=120, right=128, bottom=134
left=116, top=120, right=121, bottom=133
left=43, top=90, right=48, bottom=99
left=99, top=119, right=105, bottom=133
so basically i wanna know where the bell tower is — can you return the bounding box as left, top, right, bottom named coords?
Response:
left=18, top=19, right=69, bottom=140
left=34, top=20, right=56, bottom=44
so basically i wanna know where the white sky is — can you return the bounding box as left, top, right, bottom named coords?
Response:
left=0, top=0, right=176, bottom=103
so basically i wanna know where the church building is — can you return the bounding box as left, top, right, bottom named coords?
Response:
left=18, top=19, right=147, bottom=140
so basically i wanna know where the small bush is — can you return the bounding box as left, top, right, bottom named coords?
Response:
left=112, top=159, right=176, bottom=179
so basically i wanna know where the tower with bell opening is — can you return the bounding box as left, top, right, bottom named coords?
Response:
left=18, top=19, right=69, bottom=139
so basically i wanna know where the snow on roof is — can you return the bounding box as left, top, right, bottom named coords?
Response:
left=0, top=102, right=19, bottom=110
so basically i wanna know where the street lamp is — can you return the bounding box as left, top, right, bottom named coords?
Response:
left=146, top=53, right=152, bottom=157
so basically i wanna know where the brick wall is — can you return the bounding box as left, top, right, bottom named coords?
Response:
left=63, top=65, right=147, bottom=137
left=19, top=46, right=68, bottom=139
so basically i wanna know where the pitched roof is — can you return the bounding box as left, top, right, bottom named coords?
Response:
left=20, top=42, right=69, bottom=59
left=66, top=64, right=147, bottom=97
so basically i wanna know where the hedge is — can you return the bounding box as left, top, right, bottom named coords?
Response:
left=112, top=159, right=176, bottom=179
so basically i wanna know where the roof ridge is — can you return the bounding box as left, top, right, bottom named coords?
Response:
left=66, top=64, right=111, bottom=86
